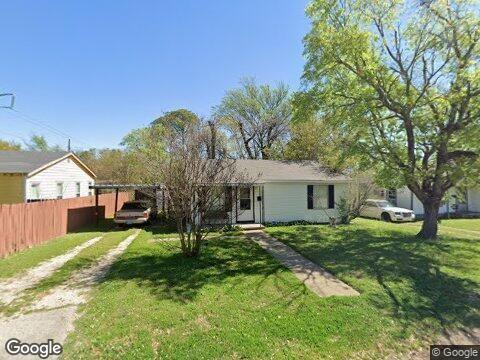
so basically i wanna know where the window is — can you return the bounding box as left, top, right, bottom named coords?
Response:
left=76, top=182, right=81, bottom=197
left=30, top=183, right=41, bottom=200
left=56, top=182, right=63, bottom=199
left=387, top=189, right=397, bottom=206
left=239, top=187, right=251, bottom=210
left=307, top=185, right=335, bottom=209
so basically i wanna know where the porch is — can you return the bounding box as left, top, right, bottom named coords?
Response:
left=205, top=185, right=265, bottom=226
left=237, top=223, right=265, bottom=230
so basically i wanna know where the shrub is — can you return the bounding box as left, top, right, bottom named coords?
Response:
left=336, top=198, right=351, bottom=224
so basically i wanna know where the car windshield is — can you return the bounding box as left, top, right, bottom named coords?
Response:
left=121, top=202, right=148, bottom=210
left=375, top=200, right=393, bottom=207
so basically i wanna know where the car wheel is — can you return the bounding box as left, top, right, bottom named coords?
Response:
left=381, top=212, right=391, bottom=222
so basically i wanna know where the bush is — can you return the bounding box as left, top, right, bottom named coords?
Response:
left=155, top=211, right=176, bottom=226
left=336, top=198, right=351, bottom=224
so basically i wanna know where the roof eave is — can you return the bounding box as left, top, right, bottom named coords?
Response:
left=27, top=152, right=97, bottom=179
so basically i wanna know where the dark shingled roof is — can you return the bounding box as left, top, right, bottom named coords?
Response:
left=233, top=159, right=350, bottom=183
left=0, top=151, right=69, bottom=174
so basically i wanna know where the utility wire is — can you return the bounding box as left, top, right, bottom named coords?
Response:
left=0, top=130, right=26, bottom=142
left=6, top=108, right=93, bottom=149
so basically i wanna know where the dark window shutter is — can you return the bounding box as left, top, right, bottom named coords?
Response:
left=307, top=185, right=313, bottom=209
left=224, top=186, right=233, bottom=211
left=328, top=185, right=335, bottom=209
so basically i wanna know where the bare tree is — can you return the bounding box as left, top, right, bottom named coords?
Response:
left=336, top=176, right=376, bottom=224
left=144, top=124, right=249, bottom=257
left=201, top=117, right=228, bottom=159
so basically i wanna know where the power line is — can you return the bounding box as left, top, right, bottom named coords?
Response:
left=0, top=130, right=26, bottom=142
left=6, top=108, right=93, bottom=149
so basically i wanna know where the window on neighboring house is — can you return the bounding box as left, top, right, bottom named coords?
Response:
left=386, top=189, right=397, bottom=206
left=88, top=182, right=93, bottom=196
left=30, top=183, right=41, bottom=200
left=56, top=182, right=63, bottom=199
left=76, top=182, right=81, bottom=197
left=307, top=185, right=335, bottom=209
left=239, top=187, right=251, bottom=210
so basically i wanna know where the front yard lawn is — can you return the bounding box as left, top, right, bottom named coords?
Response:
left=266, top=219, right=479, bottom=352
left=64, top=227, right=392, bottom=359
left=62, top=219, right=479, bottom=359
left=440, top=218, right=480, bottom=232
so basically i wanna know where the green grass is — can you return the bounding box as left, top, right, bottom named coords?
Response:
left=1, top=228, right=135, bottom=315
left=265, top=219, right=480, bottom=353
left=25, top=228, right=135, bottom=294
left=0, top=230, right=102, bottom=279
left=63, top=228, right=396, bottom=359
left=440, top=218, right=480, bottom=232
left=60, top=219, right=479, bottom=359
left=0, top=220, right=117, bottom=279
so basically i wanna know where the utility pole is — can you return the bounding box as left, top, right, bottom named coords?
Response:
left=67, top=138, right=71, bottom=152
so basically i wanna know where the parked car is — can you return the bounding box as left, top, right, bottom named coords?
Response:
left=360, top=199, right=415, bottom=222
left=114, top=200, right=152, bottom=225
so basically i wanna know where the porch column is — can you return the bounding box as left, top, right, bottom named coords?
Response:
left=252, top=186, right=255, bottom=223
left=235, top=186, right=238, bottom=224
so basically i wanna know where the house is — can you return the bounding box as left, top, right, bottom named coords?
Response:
left=0, top=151, right=96, bottom=204
left=215, top=160, right=351, bottom=224
left=384, top=186, right=480, bottom=217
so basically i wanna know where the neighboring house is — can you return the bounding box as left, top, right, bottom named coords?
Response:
left=384, top=187, right=480, bottom=216
left=0, top=151, right=96, bottom=204
left=208, top=160, right=351, bottom=224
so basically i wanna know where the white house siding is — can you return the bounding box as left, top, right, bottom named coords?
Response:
left=468, top=188, right=480, bottom=212
left=396, top=186, right=479, bottom=215
left=263, top=182, right=347, bottom=223
left=396, top=187, right=426, bottom=214
left=25, top=157, right=95, bottom=200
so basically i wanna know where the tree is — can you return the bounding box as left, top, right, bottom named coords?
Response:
left=336, top=175, right=376, bottom=224
left=285, top=117, right=359, bottom=172
left=151, top=109, right=200, bottom=142
left=201, top=117, right=228, bottom=159
left=214, top=78, right=292, bottom=159
left=300, top=0, right=480, bottom=238
left=142, top=123, right=247, bottom=257
left=0, top=139, right=21, bottom=151
left=77, top=148, right=145, bottom=184
left=24, top=135, right=62, bottom=152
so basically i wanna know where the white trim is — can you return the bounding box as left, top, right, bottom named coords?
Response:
left=27, top=152, right=96, bottom=179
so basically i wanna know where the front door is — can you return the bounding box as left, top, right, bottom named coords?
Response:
left=237, top=187, right=254, bottom=222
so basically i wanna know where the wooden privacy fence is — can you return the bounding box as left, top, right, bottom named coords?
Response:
left=0, top=192, right=130, bottom=258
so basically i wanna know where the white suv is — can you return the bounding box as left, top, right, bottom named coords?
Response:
left=360, top=199, right=415, bottom=222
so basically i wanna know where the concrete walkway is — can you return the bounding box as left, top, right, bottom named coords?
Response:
left=245, top=230, right=359, bottom=297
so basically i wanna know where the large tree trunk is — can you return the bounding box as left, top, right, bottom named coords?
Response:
left=418, top=200, right=440, bottom=239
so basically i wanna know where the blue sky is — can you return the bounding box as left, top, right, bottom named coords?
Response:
left=0, top=0, right=310, bottom=150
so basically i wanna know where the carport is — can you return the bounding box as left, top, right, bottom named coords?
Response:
left=88, top=184, right=164, bottom=224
